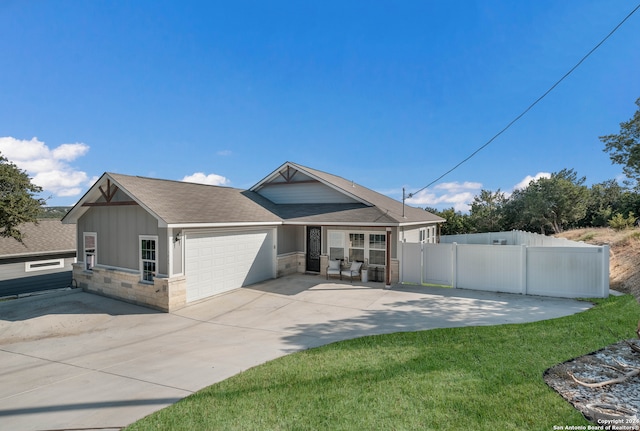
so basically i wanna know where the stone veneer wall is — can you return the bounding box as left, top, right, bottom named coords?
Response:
left=277, top=252, right=306, bottom=277
left=389, top=258, right=399, bottom=284
left=72, top=263, right=186, bottom=312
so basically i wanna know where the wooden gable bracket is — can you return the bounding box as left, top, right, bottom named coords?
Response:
left=270, top=166, right=318, bottom=186
left=82, top=179, right=138, bottom=207
left=279, top=166, right=298, bottom=183
left=99, top=179, right=118, bottom=203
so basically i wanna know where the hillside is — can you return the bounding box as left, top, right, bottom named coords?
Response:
left=556, top=227, right=640, bottom=300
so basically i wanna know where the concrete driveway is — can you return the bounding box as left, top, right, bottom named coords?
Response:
left=0, top=275, right=592, bottom=431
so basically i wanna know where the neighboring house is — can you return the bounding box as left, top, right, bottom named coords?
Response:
left=62, top=162, right=444, bottom=311
left=0, top=220, right=76, bottom=297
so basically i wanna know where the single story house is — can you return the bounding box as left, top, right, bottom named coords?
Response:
left=62, top=162, right=444, bottom=311
left=0, top=219, right=76, bottom=297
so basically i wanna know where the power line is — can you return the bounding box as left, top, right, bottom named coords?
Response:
left=406, top=2, right=640, bottom=200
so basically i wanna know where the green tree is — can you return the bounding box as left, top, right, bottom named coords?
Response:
left=469, top=189, right=507, bottom=233
left=582, top=179, right=624, bottom=227
left=0, top=154, right=46, bottom=242
left=502, top=169, right=588, bottom=234
left=426, top=207, right=472, bottom=235
left=601, top=97, right=640, bottom=189
left=608, top=211, right=636, bottom=231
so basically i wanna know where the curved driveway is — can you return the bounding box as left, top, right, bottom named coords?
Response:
left=0, top=275, right=592, bottom=431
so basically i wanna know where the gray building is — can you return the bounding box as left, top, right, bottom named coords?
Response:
left=62, top=162, right=444, bottom=311
left=0, top=220, right=76, bottom=297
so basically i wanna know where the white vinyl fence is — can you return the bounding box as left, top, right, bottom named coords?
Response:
left=400, top=231, right=609, bottom=298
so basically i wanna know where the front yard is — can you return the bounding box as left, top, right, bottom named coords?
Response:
left=126, top=295, right=639, bottom=430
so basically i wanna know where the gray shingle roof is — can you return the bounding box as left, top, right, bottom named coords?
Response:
left=273, top=203, right=398, bottom=224
left=106, top=174, right=282, bottom=225
left=64, top=163, right=444, bottom=227
left=0, top=220, right=76, bottom=258
left=281, top=162, right=444, bottom=225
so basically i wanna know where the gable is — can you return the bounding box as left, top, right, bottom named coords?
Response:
left=63, top=173, right=282, bottom=228
left=252, top=162, right=445, bottom=225
left=252, top=164, right=362, bottom=205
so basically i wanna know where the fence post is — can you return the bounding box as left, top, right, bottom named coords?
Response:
left=399, top=239, right=404, bottom=284
left=520, top=244, right=527, bottom=295
left=420, top=242, right=424, bottom=285
left=452, top=242, right=457, bottom=289
left=601, top=245, right=610, bottom=298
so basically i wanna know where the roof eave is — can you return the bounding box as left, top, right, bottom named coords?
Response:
left=167, top=221, right=283, bottom=229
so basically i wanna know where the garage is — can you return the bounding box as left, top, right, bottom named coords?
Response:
left=185, top=228, right=276, bottom=303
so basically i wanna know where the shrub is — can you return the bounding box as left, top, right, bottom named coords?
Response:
left=608, top=211, right=637, bottom=231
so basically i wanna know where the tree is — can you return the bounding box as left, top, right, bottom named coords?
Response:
left=425, top=207, right=472, bottom=235
left=469, top=189, right=507, bottom=233
left=0, top=153, right=46, bottom=242
left=582, top=179, right=624, bottom=227
left=502, top=169, right=588, bottom=234
left=601, top=97, right=640, bottom=189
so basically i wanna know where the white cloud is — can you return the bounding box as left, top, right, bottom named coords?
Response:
left=217, top=150, right=232, bottom=156
left=182, top=172, right=231, bottom=186
left=406, top=181, right=483, bottom=212
left=0, top=136, right=91, bottom=198
left=512, top=172, right=551, bottom=191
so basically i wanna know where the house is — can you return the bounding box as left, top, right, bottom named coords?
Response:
left=0, top=219, right=76, bottom=297
left=62, top=162, right=444, bottom=311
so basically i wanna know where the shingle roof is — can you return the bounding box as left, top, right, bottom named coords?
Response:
left=106, top=174, right=282, bottom=225
left=0, top=219, right=76, bottom=258
left=64, top=163, right=444, bottom=227
left=272, top=203, right=398, bottom=225
left=280, top=162, right=444, bottom=225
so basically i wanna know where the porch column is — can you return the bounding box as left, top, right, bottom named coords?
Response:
left=385, top=227, right=391, bottom=287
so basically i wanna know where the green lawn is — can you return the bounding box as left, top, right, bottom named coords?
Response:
left=126, top=295, right=640, bottom=431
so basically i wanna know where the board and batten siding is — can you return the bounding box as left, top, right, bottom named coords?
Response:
left=258, top=183, right=358, bottom=204
left=77, top=205, right=166, bottom=274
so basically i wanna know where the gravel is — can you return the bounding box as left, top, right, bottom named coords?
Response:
left=544, top=340, right=640, bottom=429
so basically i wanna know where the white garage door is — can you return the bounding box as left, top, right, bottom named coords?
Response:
left=185, top=229, right=275, bottom=303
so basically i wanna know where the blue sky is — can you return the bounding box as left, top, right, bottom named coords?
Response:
left=1, top=0, right=639, bottom=211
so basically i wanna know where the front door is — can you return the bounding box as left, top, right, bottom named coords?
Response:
left=306, top=226, right=321, bottom=272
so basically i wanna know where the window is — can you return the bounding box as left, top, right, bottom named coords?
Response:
left=329, top=231, right=345, bottom=260
left=419, top=229, right=426, bottom=243
left=25, top=258, right=64, bottom=272
left=140, top=236, right=157, bottom=282
left=368, top=234, right=386, bottom=265
left=328, top=230, right=386, bottom=266
left=84, top=233, right=97, bottom=270
left=349, top=233, right=365, bottom=262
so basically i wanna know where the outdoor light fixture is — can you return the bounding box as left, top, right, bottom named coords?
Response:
left=174, top=231, right=182, bottom=242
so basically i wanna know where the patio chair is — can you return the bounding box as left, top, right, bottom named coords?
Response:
left=341, top=261, right=363, bottom=282
left=326, top=259, right=342, bottom=280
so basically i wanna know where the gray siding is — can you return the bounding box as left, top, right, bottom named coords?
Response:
left=78, top=205, right=159, bottom=272
left=0, top=256, right=75, bottom=296
left=157, top=228, right=169, bottom=275
left=172, top=229, right=183, bottom=275
left=278, top=225, right=304, bottom=254
left=258, top=183, right=358, bottom=204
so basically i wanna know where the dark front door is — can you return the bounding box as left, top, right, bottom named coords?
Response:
left=306, top=226, right=322, bottom=272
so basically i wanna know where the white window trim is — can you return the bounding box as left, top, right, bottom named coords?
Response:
left=327, top=230, right=387, bottom=266
left=139, top=235, right=158, bottom=283
left=25, top=258, right=65, bottom=272
left=83, top=232, right=97, bottom=271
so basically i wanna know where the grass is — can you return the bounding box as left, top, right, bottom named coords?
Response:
left=577, top=232, right=596, bottom=242
left=126, top=295, right=640, bottom=431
